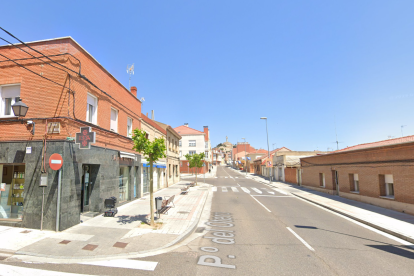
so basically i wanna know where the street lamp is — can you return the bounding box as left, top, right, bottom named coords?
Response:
left=260, top=117, right=271, bottom=184
left=12, top=98, right=29, bottom=117
left=12, top=99, right=34, bottom=135
left=242, top=138, right=247, bottom=175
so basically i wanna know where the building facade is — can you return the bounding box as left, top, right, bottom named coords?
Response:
left=300, top=136, right=414, bottom=215
left=0, top=37, right=142, bottom=230
left=175, top=124, right=211, bottom=174
left=154, top=120, right=181, bottom=186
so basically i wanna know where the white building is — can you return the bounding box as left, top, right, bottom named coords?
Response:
left=174, top=124, right=211, bottom=173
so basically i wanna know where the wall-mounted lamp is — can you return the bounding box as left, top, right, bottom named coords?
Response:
left=12, top=99, right=34, bottom=135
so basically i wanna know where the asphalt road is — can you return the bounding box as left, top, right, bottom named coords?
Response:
left=2, top=165, right=414, bottom=275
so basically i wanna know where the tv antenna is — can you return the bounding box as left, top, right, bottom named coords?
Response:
left=401, top=125, right=407, bottom=137
left=333, top=116, right=343, bottom=150
left=272, top=143, right=276, bottom=150
left=126, top=64, right=134, bottom=90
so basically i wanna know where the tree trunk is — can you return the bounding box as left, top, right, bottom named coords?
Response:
left=195, top=167, right=198, bottom=186
left=149, top=159, right=155, bottom=226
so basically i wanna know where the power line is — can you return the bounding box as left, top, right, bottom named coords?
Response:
left=0, top=27, right=141, bottom=119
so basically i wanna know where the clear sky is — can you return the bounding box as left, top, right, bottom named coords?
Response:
left=2, top=1, right=414, bottom=151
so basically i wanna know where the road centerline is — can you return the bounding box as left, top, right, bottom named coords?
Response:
left=250, top=195, right=271, bottom=212
left=286, top=227, right=315, bottom=251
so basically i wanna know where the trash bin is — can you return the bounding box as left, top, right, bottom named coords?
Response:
left=155, top=197, right=163, bottom=211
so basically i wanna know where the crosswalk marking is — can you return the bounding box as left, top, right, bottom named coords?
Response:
left=261, top=188, right=275, bottom=194
left=222, top=187, right=228, bottom=192
left=241, top=187, right=250, bottom=193
left=80, top=259, right=158, bottom=271
left=212, top=187, right=217, bottom=192
left=231, top=187, right=239, bottom=192
left=252, top=188, right=262, bottom=194
left=0, top=264, right=96, bottom=276
left=235, top=177, right=238, bottom=178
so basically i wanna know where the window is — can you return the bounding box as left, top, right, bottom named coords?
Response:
left=110, top=108, right=118, bottom=132
left=189, top=140, right=196, bottom=147
left=127, top=117, right=133, bottom=138
left=86, top=93, right=98, bottom=124
left=189, top=151, right=196, bottom=155
left=179, top=140, right=182, bottom=147
left=145, top=132, right=149, bottom=139
left=0, top=85, right=20, bottom=117
left=319, top=173, right=325, bottom=187
left=205, top=151, right=209, bottom=158
left=180, top=150, right=182, bottom=157
left=205, top=142, right=208, bottom=149
left=349, top=173, right=359, bottom=192
left=385, top=174, right=394, bottom=197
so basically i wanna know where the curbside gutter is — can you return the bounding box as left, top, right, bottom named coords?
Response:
left=292, top=193, right=414, bottom=244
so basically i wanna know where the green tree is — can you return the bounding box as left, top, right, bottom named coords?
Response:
left=132, top=129, right=166, bottom=226
left=185, top=152, right=205, bottom=185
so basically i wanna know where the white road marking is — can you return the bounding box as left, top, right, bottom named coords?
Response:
left=252, top=188, right=262, bottom=194
left=250, top=195, right=271, bottom=212
left=294, top=196, right=414, bottom=248
left=273, top=188, right=289, bottom=195
left=253, top=195, right=294, bottom=197
left=0, top=264, right=93, bottom=276
left=231, top=187, right=239, bottom=192
left=80, top=259, right=158, bottom=271
left=286, top=227, right=315, bottom=251
left=222, top=187, right=228, bottom=192
left=235, top=177, right=238, bottom=178
left=215, top=177, right=218, bottom=178
left=225, top=177, right=228, bottom=178
left=212, top=187, right=217, bottom=192
left=241, top=187, right=250, bottom=193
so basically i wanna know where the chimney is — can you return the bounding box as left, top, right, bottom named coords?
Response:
left=184, top=123, right=188, bottom=127
left=203, top=126, right=209, bottom=141
left=131, top=86, right=137, bottom=96
left=151, top=110, right=154, bottom=120
left=146, top=112, right=148, bottom=117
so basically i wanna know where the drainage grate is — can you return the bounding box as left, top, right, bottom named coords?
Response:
left=178, top=211, right=190, bottom=214
left=195, top=227, right=205, bottom=233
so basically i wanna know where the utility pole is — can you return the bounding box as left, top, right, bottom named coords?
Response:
left=242, top=138, right=247, bottom=175
left=260, top=117, right=271, bottom=184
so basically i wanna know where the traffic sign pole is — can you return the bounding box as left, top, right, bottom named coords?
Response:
left=49, top=153, right=63, bottom=232
left=56, top=169, right=62, bottom=232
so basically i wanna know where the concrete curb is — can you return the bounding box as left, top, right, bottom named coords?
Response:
left=12, top=185, right=213, bottom=262
left=292, top=193, right=414, bottom=244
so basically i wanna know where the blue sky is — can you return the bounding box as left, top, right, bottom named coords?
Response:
left=2, top=1, right=414, bottom=151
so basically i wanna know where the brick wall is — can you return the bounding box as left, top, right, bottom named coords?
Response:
left=0, top=38, right=141, bottom=154
left=301, top=142, right=414, bottom=205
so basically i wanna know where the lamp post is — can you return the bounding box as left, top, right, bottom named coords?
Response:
left=12, top=99, right=34, bottom=135
left=242, top=138, right=247, bottom=175
left=260, top=117, right=271, bottom=184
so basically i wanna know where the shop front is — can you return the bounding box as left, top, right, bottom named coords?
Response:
left=0, top=164, right=25, bottom=221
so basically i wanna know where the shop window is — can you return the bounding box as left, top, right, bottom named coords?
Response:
left=119, top=166, right=130, bottom=202
left=110, top=108, right=118, bottom=132
left=127, top=117, right=133, bottom=138
left=0, top=164, right=25, bottom=220
left=86, top=93, right=98, bottom=124
left=0, top=85, right=20, bottom=117
left=319, top=173, right=325, bottom=187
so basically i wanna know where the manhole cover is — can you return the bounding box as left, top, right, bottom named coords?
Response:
left=178, top=211, right=190, bottom=214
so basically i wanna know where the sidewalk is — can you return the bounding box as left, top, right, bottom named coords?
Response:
left=242, top=170, right=414, bottom=245
left=0, top=181, right=211, bottom=261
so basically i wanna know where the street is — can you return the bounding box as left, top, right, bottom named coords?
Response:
left=2, top=165, right=414, bottom=275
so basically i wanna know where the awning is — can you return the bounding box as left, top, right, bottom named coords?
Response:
left=119, top=151, right=137, bottom=160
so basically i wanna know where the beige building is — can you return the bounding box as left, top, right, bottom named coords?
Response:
left=140, top=113, right=167, bottom=193
left=154, top=120, right=182, bottom=186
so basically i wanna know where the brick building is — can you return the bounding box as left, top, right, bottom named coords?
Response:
left=0, top=37, right=143, bottom=230
left=300, top=136, right=414, bottom=215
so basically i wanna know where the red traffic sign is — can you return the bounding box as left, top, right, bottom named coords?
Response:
left=49, top=153, right=63, bottom=171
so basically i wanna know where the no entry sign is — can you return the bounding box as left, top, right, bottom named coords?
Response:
left=49, top=153, right=63, bottom=171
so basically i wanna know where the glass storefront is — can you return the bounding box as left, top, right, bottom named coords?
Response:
left=143, top=167, right=149, bottom=194
left=0, top=164, right=25, bottom=220
left=119, top=166, right=130, bottom=202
